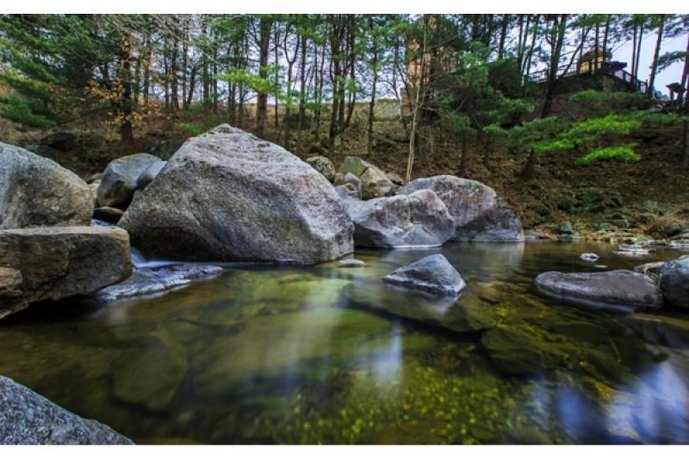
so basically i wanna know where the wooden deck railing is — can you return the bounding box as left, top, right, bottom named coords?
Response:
left=528, top=64, right=662, bottom=99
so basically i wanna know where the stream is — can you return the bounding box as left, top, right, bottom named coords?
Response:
left=1, top=241, right=688, bottom=444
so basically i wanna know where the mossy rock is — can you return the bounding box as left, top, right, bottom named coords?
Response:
left=481, top=326, right=560, bottom=376
left=558, top=221, right=574, bottom=235
left=111, top=333, right=188, bottom=413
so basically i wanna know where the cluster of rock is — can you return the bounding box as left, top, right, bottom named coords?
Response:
left=535, top=255, right=689, bottom=313
left=306, top=155, right=524, bottom=249
left=0, top=142, right=136, bottom=444
left=0, top=142, right=133, bottom=320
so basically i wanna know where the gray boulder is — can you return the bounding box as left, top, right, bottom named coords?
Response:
left=0, top=142, right=92, bottom=229
left=338, top=156, right=394, bottom=199
left=119, top=124, right=353, bottom=264
left=0, top=226, right=132, bottom=319
left=659, top=255, right=689, bottom=309
left=0, top=375, right=133, bottom=444
left=342, top=189, right=454, bottom=248
left=383, top=254, right=466, bottom=296
left=399, top=175, right=524, bottom=242
left=535, top=270, right=662, bottom=313
left=136, top=160, right=167, bottom=190
left=97, top=153, right=164, bottom=208
left=334, top=183, right=361, bottom=200
left=305, top=156, right=336, bottom=182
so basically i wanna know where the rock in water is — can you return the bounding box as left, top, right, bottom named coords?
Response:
left=398, top=175, right=524, bottom=242
left=97, top=153, right=164, bottom=209
left=342, top=190, right=454, bottom=248
left=0, top=375, right=133, bottom=444
left=94, top=263, right=223, bottom=303
left=659, top=255, right=689, bottom=309
left=383, top=254, right=466, bottom=296
left=0, top=226, right=132, bottom=319
left=305, top=156, right=336, bottom=182
left=119, top=125, right=353, bottom=264
left=534, top=270, right=662, bottom=313
left=0, top=142, right=92, bottom=229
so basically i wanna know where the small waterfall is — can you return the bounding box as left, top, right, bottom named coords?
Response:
left=130, top=247, right=176, bottom=269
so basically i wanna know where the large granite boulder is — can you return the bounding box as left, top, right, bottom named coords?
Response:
left=338, top=156, right=394, bottom=199
left=659, top=255, right=689, bottom=309
left=0, top=375, right=133, bottom=444
left=342, top=190, right=454, bottom=248
left=535, top=270, right=662, bottom=313
left=305, top=156, right=336, bottom=182
left=0, top=142, right=92, bottom=229
left=0, top=226, right=132, bottom=319
left=399, top=175, right=524, bottom=242
left=119, top=125, right=353, bottom=264
left=383, top=254, right=466, bottom=296
left=97, top=153, right=164, bottom=209
left=136, top=160, right=167, bottom=190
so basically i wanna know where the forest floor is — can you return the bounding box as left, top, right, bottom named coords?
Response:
left=3, top=101, right=689, bottom=240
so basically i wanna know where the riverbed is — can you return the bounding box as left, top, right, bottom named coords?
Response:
left=1, top=241, right=688, bottom=444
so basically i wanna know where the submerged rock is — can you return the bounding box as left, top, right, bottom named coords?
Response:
left=97, top=153, right=164, bottom=209
left=626, top=314, right=689, bottom=348
left=0, top=375, right=133, bottom=444
left=535, top=270, right=662, bottom=313
left=383, top=254, right=466, bottom=297
left=346, top=282, right=494, bottom=334
left=481, top=327, right=560, bottom=376
left=111, top=335, right=187, bottom=413
left=399, top=175, right=524, bottom=242
left=0, top=142, right=92, bottom=229
left=0, top=226, right=132, bottom=319
left=119, top=124, right=353, bottom=264
left=305, top=156, right=336, bottom=182
left=337, top=258, right=367, bottom=268
left=658, top=255, right=689, bottom=309
left=94, top=263, right=223, bottom=303
left=342, top=190, right=454, bottom=248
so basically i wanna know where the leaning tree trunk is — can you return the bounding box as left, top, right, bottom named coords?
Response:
left=647, top=15, right=665, bottom=96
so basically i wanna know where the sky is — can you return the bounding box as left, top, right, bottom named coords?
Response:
left=615, top=32, right=686, bottom=97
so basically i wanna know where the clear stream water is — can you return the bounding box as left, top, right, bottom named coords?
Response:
left=1, top=241, right=688, bottom=444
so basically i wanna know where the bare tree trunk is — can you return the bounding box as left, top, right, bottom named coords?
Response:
left=406, top=16, right=428, bottom=183
left=298, top=33, right=307, bottom=131
left=524, top=15, right=540, bottom=79
left=142, top=32, right=152, bottom=107
left=171, top=38, right=180, bottom=112
left=202, top=24, right=209, bottom=110
left=498, top=14, right=509, bottom=59
left=256, top=16, right=273, bottom=138
left=679, top=33, right=689, bottom=108
left=119, top=34, right=134, bottom=143
left=541, top=14, right=568, bottom=117
left=647, top=15, right=665, bottom=96
left=634, top=19, right=645, bottom=79
left=186, top=66, right=196, bottom=107
left=367, top=40, right=379, bottom=155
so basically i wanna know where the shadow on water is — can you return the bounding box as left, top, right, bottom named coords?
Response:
left=0, top=241, right=688, bottom=444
